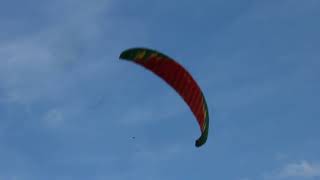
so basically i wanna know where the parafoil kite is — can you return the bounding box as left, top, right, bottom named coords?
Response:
left=119, top=48, right=209, bottom=147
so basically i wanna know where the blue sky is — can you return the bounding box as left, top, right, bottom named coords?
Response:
left=0, top=0, right=319, bottom=179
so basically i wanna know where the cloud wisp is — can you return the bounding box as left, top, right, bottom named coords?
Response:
left=278, top=161, right=320, bottom=178
left=263, top=160, right=320, bottom=180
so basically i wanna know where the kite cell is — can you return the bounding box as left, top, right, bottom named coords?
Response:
left=119, top=48, right=209, bottom=147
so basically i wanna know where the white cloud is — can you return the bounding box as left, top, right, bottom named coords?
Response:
left=0, top=0, right=113, bottom=99
left=44, top=109, right=65, bottom=128
left=263, top=160, right=320, bottom=180
left=278, top=161, right=320, bottom=178
left=0, top=2, right=119, bottom=140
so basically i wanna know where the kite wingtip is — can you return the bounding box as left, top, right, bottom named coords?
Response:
left=195, top=128, right=209, bottom=148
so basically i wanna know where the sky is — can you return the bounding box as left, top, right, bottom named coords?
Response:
left=0, top=0, right=320, bottom=179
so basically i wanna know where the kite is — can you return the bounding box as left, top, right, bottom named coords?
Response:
left=119, top=47, right=209, bottom=147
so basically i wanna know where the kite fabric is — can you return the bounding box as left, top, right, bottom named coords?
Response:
left=119, top=47, right=209, bottom=147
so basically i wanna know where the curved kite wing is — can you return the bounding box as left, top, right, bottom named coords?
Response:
left=119, top=47, right=209, bottom=147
